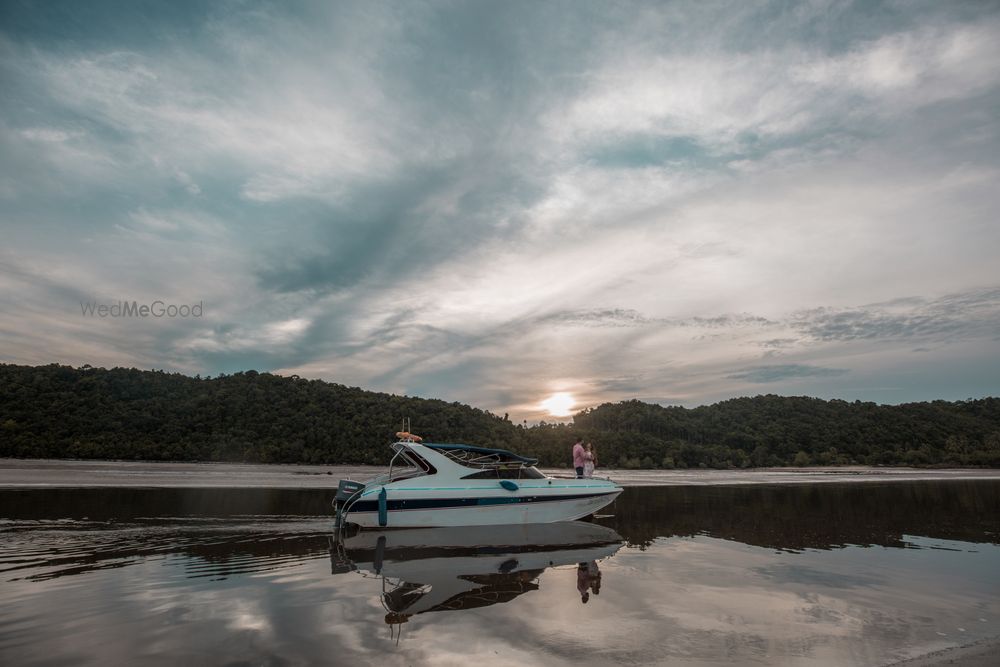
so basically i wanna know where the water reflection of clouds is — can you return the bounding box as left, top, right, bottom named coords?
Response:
left=4, top=536, right=998, bottom=666
left=753, top=563, right=885, bottom=589
left=2, top=484, right=999, bottom=665
left=571, top=536, right=999, bottom=665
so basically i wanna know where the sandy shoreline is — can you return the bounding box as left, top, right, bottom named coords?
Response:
left=1, top=458, right=999, bottom=488
left=886, top=636, right=1000, bottom=666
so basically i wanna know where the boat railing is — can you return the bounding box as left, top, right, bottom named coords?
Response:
left=366, top=471, right=390, bottom=487
left=366, top=467, right=425, bottom=487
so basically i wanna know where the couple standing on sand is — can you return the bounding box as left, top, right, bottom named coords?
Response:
left=572, top=438, right=598, bottom=478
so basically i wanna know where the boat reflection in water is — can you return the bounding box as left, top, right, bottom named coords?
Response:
left=331, top=521, right=623, bottom=628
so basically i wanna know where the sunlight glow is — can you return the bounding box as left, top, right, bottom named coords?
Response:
left=540, top=392, right=576, bottom=417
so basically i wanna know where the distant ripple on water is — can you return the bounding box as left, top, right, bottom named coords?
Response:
left=0, top=516, right=334, bottom=582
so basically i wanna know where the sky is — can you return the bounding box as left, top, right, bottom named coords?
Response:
left=1, top=0, right=999, bottom=422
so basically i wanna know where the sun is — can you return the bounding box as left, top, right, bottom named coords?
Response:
left=540, top=392, right=576, bottom=417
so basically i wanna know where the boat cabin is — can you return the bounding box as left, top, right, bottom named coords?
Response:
left=379, top=440, right=546, bottom=484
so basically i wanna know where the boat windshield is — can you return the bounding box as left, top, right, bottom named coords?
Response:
left=428, top=445, right=545, bottom=479
left=429, top=445, right=538, bottom=469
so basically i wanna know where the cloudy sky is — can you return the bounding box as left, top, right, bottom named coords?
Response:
left=1, top=0, right=998, bottom=421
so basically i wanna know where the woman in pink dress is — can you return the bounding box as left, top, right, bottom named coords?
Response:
left=583, top=442, right=597, bottom=478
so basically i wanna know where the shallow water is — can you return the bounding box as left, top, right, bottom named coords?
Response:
left=1, top=482, right=998, bottom=666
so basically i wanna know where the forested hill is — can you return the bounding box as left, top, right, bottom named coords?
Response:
left=571, top=397, right=1000, bottom=468
left=0, top=364, right=517, bottom=464
left=1, top=364, right=998, bottom=468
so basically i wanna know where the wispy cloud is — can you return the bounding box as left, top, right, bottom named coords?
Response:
left=792, top=288, right=1000, bottom=343
left=727, top=364, right=849, bottom=384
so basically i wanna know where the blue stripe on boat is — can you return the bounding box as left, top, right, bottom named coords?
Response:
left=350, top=492, right=616, bottom=513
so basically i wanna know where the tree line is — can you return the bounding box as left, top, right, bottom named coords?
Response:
left=1, top=364, right=998, bottom=468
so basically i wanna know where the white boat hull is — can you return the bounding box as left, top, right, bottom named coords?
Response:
left=345, top=481, right=622, bottom=528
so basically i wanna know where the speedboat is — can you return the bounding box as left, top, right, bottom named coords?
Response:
left=332, top=433, right=622, bottom=528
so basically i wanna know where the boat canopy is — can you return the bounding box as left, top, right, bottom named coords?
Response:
left=421, top=442, right=539, bottom=467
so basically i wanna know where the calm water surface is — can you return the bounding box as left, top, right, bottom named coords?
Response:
left=1, top=482, right=998, bottom=666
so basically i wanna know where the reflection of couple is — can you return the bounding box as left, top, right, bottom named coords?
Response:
left=576, top=560, right=601, bottom=603
left=572, top=439, right=598, bottom=479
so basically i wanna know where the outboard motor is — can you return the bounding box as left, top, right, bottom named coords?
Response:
left=333, top=479, right=366, bottom=530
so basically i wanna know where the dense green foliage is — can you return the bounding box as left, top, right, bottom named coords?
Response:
left=1, top=364, right=998, bottom=467
left=573, top=396, right=1000, bottom=468
left=0, top=364, right=515, bottom=464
